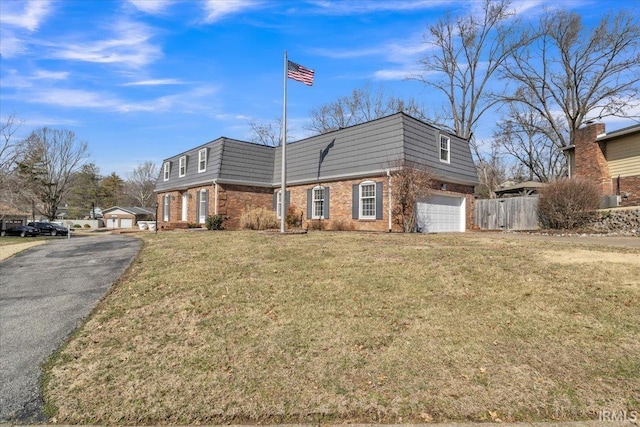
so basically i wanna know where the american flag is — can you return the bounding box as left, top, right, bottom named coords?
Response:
left=287, top=60, right=314, bottom=86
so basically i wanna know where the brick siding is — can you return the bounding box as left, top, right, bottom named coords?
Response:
left=619, top=175, right=640, bottom=207
left=158, top=176, right=476, bottom=232
left=574, top=123, right=613, bottom=195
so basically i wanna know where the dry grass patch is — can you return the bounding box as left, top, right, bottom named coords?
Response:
left=43, top=231, right=640, bottom=424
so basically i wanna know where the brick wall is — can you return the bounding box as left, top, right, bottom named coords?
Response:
left=218, top=184, right=273, bottom=229
left=619, top=175, right=640, bottom=207
left=158, top=175, right=476, bottom=232
left=574, top=123, right=613, bottom=195
left=284, top=175, right=394, bottom=232
left=285, top=176, right=476, bottom=232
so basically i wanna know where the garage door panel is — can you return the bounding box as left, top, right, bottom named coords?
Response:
left=416, top=195, right=465, bottom=233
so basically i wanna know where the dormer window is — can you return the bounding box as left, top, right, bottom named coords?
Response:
left=179, top=156, right=186, bottom=177
left=163, top=161, right=170, bottom=181
left=198, top=148, right=207, bottom=173
left=440, top=135, right=450, bottom=163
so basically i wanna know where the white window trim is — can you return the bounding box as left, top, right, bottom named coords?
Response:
left=198, top=148, right=207, bottom=173
left=276, top=190, right=283, bottom=219
left=440, top=134, right=450, bottom=164
left=198, top=189, right=207, bottom=223
left=312, top=186, right=325, bottom=219
left=359, top=181, right=376, bottom=220
left=163, top=195, right=170, bottom=221
left=163, top=162, right=170, bottom=181
left=179, top=156, right=186, bottom=177
left=181, top=193, right=188, bottom=221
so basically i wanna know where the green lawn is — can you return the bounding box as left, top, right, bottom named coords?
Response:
left=43, top=231, right=640, bottom=424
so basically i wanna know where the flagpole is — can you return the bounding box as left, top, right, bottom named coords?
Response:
left=280, top=50, right=287, bottom=233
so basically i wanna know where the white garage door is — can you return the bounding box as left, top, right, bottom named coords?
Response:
left=416, top=195, right=465, bottom=233
left=120, top=218, right=133, bottom=228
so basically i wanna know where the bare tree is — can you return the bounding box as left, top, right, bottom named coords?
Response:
left=0, top=114, right=25, bottom=215
left=389, top=160, right=433, bottom=232
left=16, top=128, right=88, bottom=220
left=416, top=0, right=525, bottom=195
left=416, top=0, right=523, bottom=140
left=494, top=98, right=567, bottom=182
left=0, top=114, right=22, bottom=175
left=475, top=140, right=508, bottom=198
left=125, top=161, right=158, bottom=207
left=304, top=82, right=429, bottom=135
left=248, top=119, right=281, bottom=146
left=500, top=9, right=640, bottom=150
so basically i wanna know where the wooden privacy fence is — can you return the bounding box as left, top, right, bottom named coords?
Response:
left=475, top=196, right=540, bottom=230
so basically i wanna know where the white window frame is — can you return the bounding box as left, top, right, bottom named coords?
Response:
left=179, top=156, right=186, bottom=177
left=276, top=190, right=283, bottom=219
left=163, top=194, right=170, bottom=221
left=312, top=186, right=325, bottom=219
left=198, top=148, right=207, bottom=173
left=163, top=162, right=170, bottom=181
left=181, top=193, right=188, bottom=221
left=439, top=134, right=450, bottom=164
left=198, top=189, right=207, bottom=223
left=359, top=181, right=376, bottom=219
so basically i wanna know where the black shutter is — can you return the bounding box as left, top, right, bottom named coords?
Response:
left=375, top=182, right=383, bottom=220
left=352, top=184, right=359, bottom=219
left=196, top=192, right=200, bottom=222
left=307, top=189, right=312, bottom=219
left=204, top=190, right=209, bottom=219
left=324, top=187, right=330, bottom=219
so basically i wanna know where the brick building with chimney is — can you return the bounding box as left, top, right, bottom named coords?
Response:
left=563, top=122, right=640, bottom=207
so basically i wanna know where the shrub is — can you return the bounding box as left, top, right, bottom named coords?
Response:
left=83, top=224, right=91, bottom=228
left=307, top=219, right=325, bottom=231
left=73, top=224, right=82, bottom=228
left=187, top=222, right=200, bottom=229
left=206, top=215, right=226, bottom=230
left=285, top=204, right=302, bottom=228
left=537, top=178, right=600, bottom=229
left=240, top=207, right=279, bottom=230
left=330, top=219, right=355, bottom=231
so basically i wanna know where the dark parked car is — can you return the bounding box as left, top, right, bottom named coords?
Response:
left=3, top=225, right=40, bottom=237
left=27, top=222, right=71, bottom=236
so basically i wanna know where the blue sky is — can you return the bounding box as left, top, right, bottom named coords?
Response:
left=1, top=0, right=637, bottom=178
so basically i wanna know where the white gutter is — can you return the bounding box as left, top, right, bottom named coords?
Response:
left=387, top=170, right=392, bottom=232
left=213, top=179, right=218, bottom=215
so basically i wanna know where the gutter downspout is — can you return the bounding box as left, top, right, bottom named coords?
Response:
left=213, top=180, right=218, bottom=215
left=387, top=170, right=392, bottom=232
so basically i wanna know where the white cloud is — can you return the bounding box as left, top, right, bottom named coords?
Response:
left=0, top=0, right=53, bottom=31
left=0, top=31, right=27, bottom=58
left=122, top=79, right=185, bottom=86
left=33, top=88, right=120, bottom=109
left=49, top=20, right=161, bottom=68
left=374, top=69, right=416, bottom=81
left=128, top=0, right=173, bottom=15
left=202, top=0, right=259, bottom=23
left=31, top=70, right=70, bottom=80
left=308, top=0, right=454, bottom=15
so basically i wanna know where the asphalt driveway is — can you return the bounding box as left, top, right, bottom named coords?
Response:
left=0, top=234, right=141, bottom=422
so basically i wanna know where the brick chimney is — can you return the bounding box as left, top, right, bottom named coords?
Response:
left=573, top=123, right=612, bottom=195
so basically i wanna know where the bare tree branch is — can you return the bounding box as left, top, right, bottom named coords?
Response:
left=16, top=128, right=89, bottom=220
left=500, top=9, right=640, bottom=149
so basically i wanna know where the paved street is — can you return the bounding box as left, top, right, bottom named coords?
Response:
left=0, top=235, right=141, bottom=422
